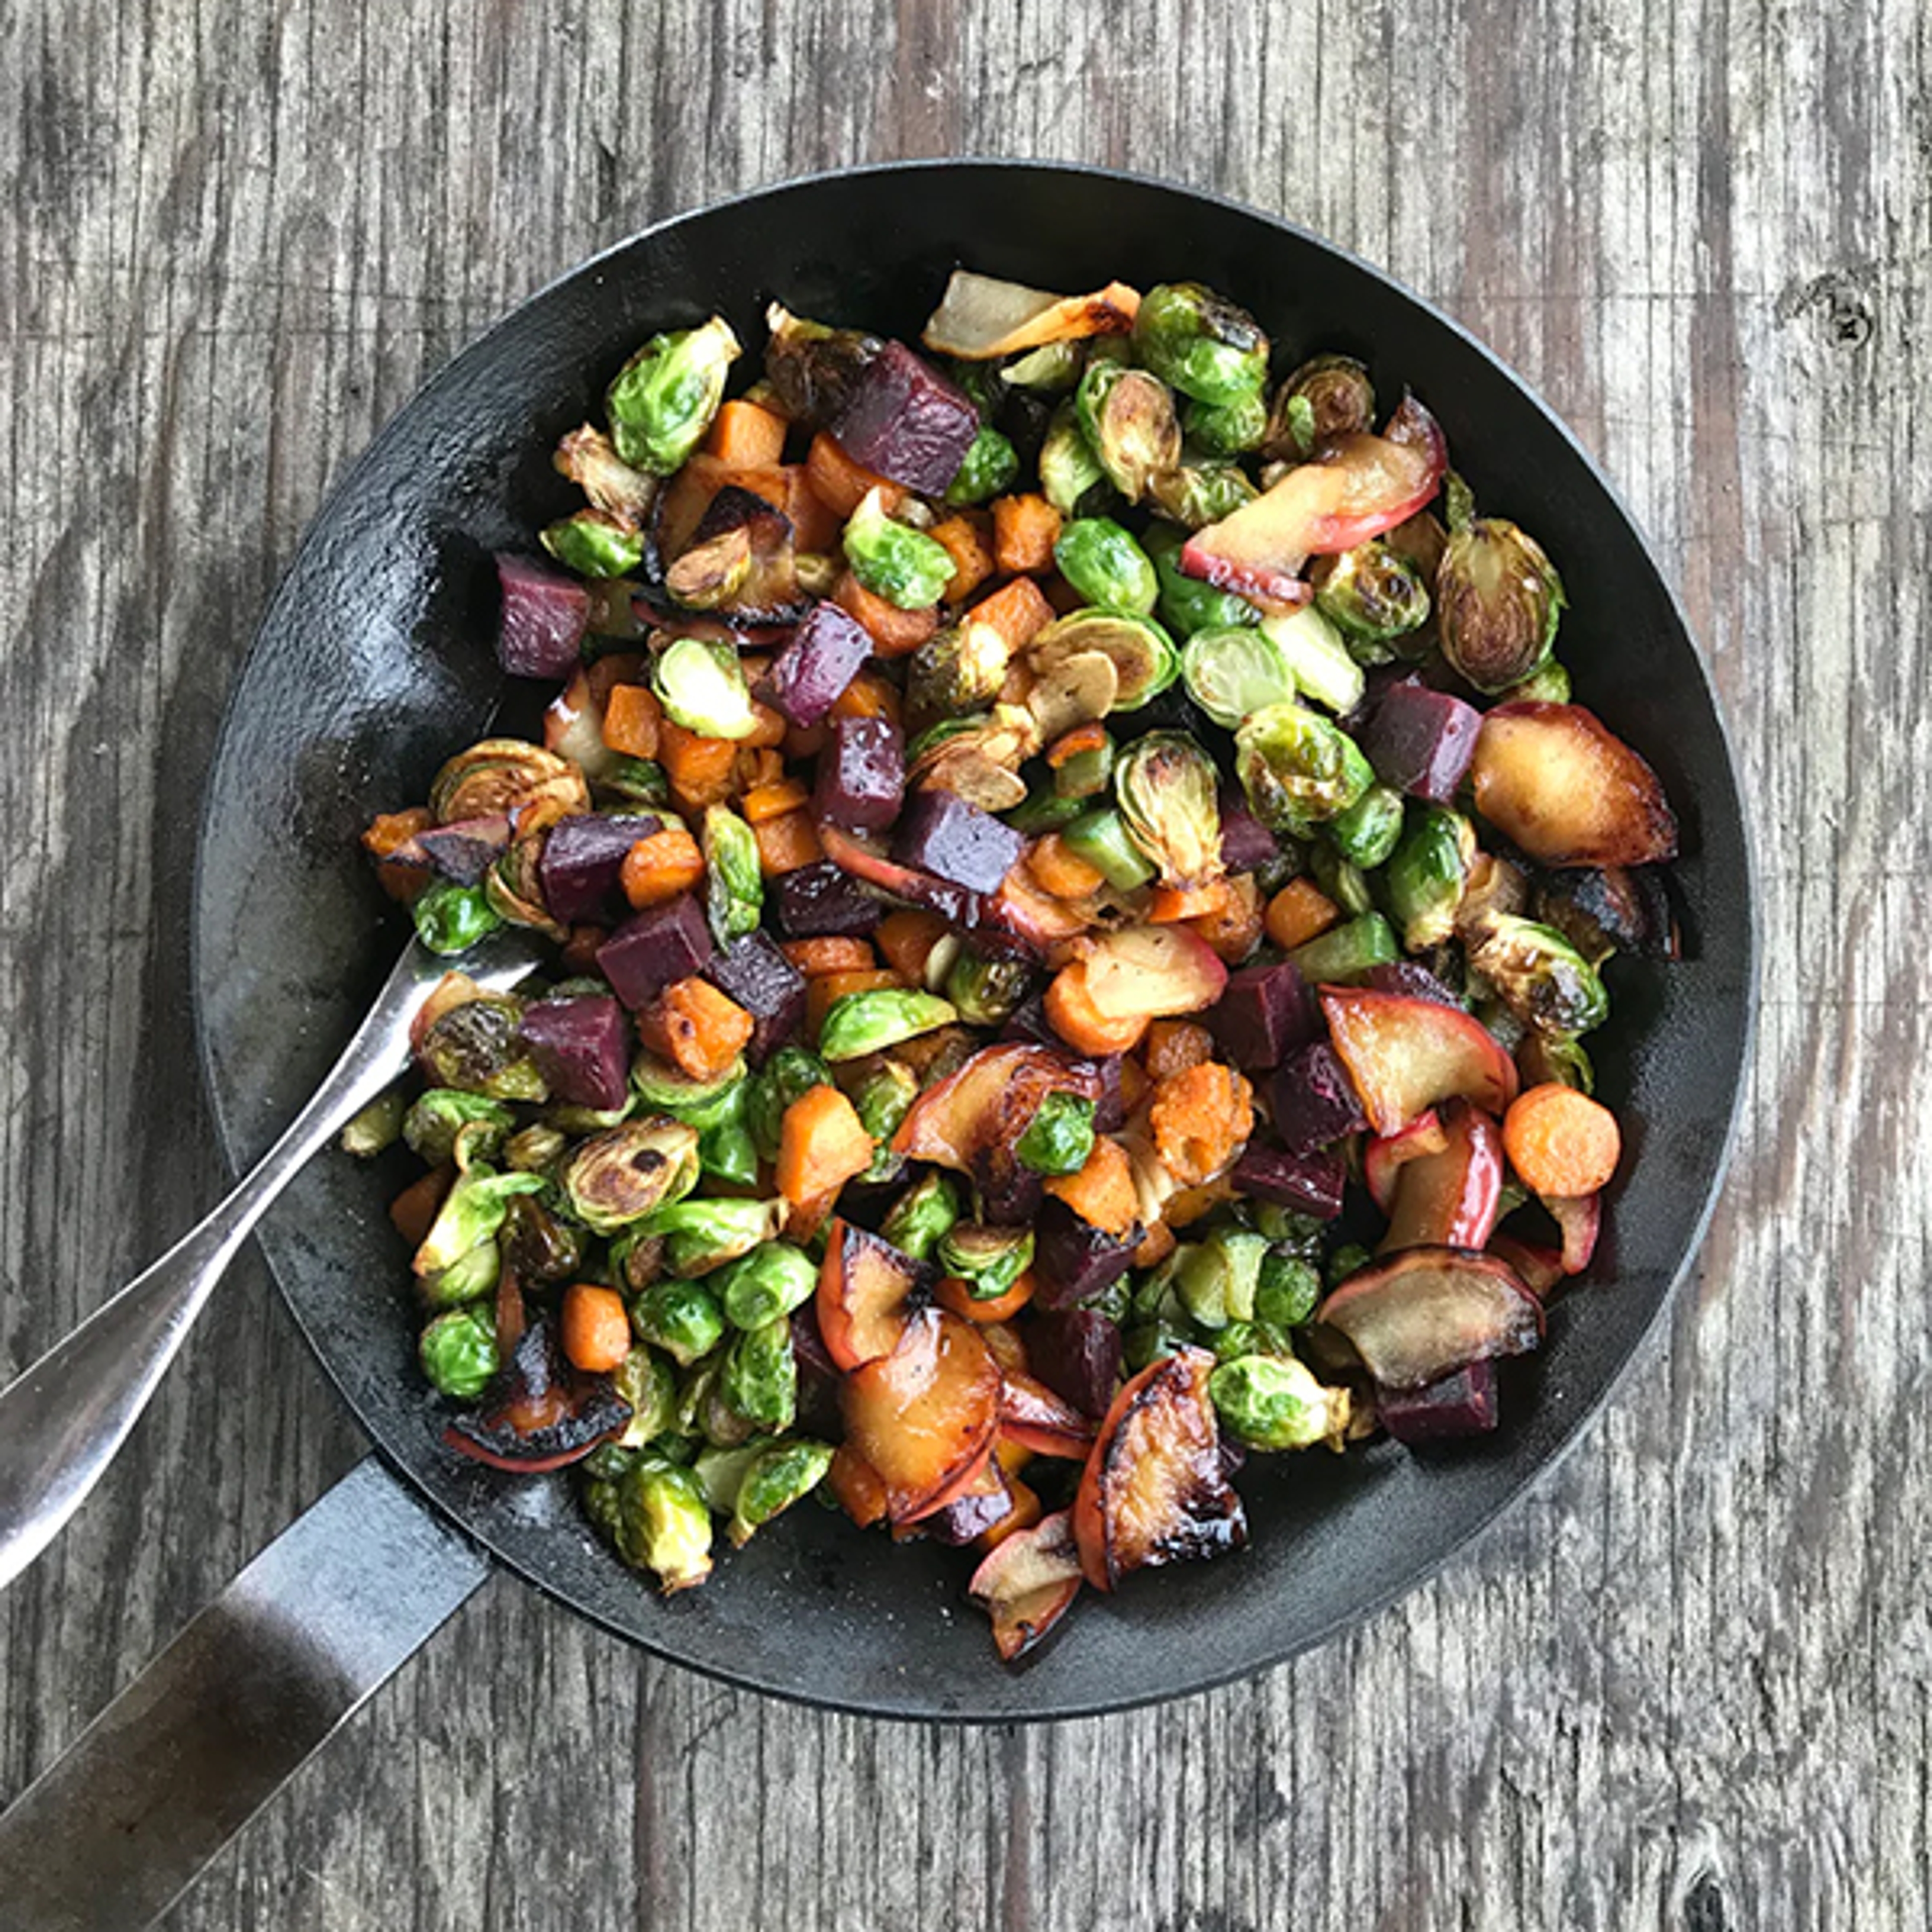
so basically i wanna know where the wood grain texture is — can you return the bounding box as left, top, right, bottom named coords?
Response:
left=1, top=1, right=1922, bottom=1927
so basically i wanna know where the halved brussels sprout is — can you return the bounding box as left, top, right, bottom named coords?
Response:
left=430, top=740, right=589, bottom=826
left=907, top=621, right=1011, bottom=732
left=844, top=487, right=955, bottom=610
left=819, top=989, right=958, bottom=1062
left=763, top=303, right=882, bottom=429
left=1027, top=609, right=1179, bottom=712
left=1255, top=1248, right=1323, bottom=1328
left=632, top=1053, right=749, bottom=1126
left=1053, top=518, right=1160, bottom=616
left=542, top=509, right=647, bottom=580
left=1518, top=1031, right=1594, bottom=1094
left=1208, top=1354, right=1351, bottom=1451
left=1312, top=539, right=1432, bottom=646
left=702, top=804, right=763, bottom=946
left=608, top=1454, right=714, bottom=1590
left=411, top=881, right=503, bottom=957
left=728, top=1437, right=837, bottom=1547
left=1014, top=1090, right=1096, bottom=1178
left=719, top=1317, right=797, bottom=1432
left=613, top=1346, right=680, bottom=1450
left=340, top=1088, right=408, bottom=1159
left=1114, top=733, right=1225, bottom=888
left=1260, top=605, right=1365, bottom=715
left=559, top=1118, right=703, bottom=1234
left=416, top=1241, right=503, bottom=1314
left=499, top=1192, right=585, bottom=1283
left=937, top=1222, right=1035, bottom=1299
left=1145, top=523, right=1262, bottom=638
left=1132, top=282, right=1269, bottom=407
left=606, top=315, right=740, bottom=475
left=1175, top=1228, right=1270, bottom=1329
left=849, top=1059, right=919, bottom=1181
left=419, top=1307, right=501, bottom=1401
left=652, top=634, right=761, bottom=740
left=1386, top=806, right=1477, bottom=950
left=554, top=423, right=660, bottom=527
left=403, top=1090, right=515, bottom=1169
left=879, top=1169, right=963, bottom=1263
left=412, top=1165, right=546, bottom=1280
left=943, top=950, right=1033, bottom=1028
left=1184, top=388, right=1268, bottom=457
left=663, top=526, right=753, bottom=610
left=1075, top=360, right=1182, bottom=504
left=1506, top=657, right=1572, bottom=704
left=1436, top=519, right=1565, bottom=692
left=1467, top=914, right=1608, bottom=1037
left=747, top=1045, right=835, bottom=1162
left=1038, top=398, right=1111, bottom=515
left=1327, top=784, right=1405, bottom=871
left=1262, top=352, right=1374, bottom=461
left=1181, top=623, right=1298, bottom=729
left=1144, top=461, right=1256, bottom=530
left=1001, top=339, right=1086, bottom=392
left=417, top=993, right=547, bottom=1101
left=637, top=1196, right=787, bottom=1276
left=1234, top=702, right=1375, bottom=834
left=944, top=425, right=1021, bottom=506
left=1310, top=841, right=1375, bottom=917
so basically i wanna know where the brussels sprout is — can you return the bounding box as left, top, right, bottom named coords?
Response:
left=1518, top=1031, right=1595, bottom=1094
left=1209, top=1354, right=1351, bottom=1451
left=652, top=634, right=761, bottom=740
left=416, top=1240, right=503, bottom=1313
left=1075, top=360, right=1182, bottom=504
left=613, top=1345, right=680, bottom=1449
left=1175, top=1229, right=1270, bottom=1329
left=699, top=804, right=763, bottom=947
left=500, top=1192, right=585, bottom=1284
left=1506, top=657, right=1572, bottom=704
left=664, top=528, right=752, bottom=612
left=907, top=621, right=1011, bottom=731
left=698, top=1109, right=759, bottom=1191
left=1061, top=803, right=1159, bottom=891
left=763, top=303, right=882, bottom=428
left=559, top=1118, right=702, bottom=1234
left=1050, top=728, right=1115, bottom=801
left=747, top=1046, right=835, bottom=1162
left=944, top=425, right=1021, bottom=506
left=501, top=1122, right=566, bottom=1174
left=843, top=488, right=955, bottom=610
left=637, top=1195, right=787, bottom=1275
left=716, top=1242, right=820, bottom=1331
left=942, top=951, right=1031, bottom=1029
left=1468, top=914, right=1608, bottom=1037
left=413, top=1165, right=545, bottom=1279
left=1114, top=733, right=1223, bottom=888
left=818, top=989, right=957, bottom=1062
left=719, top=1317, right=797, bottom=1432
left=629, top=1278, right=727, bottom=1366
left=1387, top=806, right=1477, bottom=950
left=1235, top=701, right=1375, bottom=834
left=418, top=1307, right=500, bottom=1400
left=1325, top=1241, right=1374, bottom=1290
left=1038, top=399, right=1111, bottom=515
left=1144, top=461, right=1257, bottom=530
left=728, top=1438, right=837, bottom=1546
left=541, top=509, right=647, bottom=580
left=880, top=1169, right=962, bottom=1262
left=1181, top=623, right=1299, bottom=728
left=340, top=1088, right=408, bottom=1159
left=1005, top=780, right=1087, bottom=836
left=403, top=1090, right=515, bottom=1169
left=1133, top=282, right=1269, bottom=406
left=1313, top=540, right=1432, bottom=646
left=1145, top=523, right=1262, bottom=638
left=554, top=422, right=659, bottom=529
left=1263, top=353, right=1374, bottom=461
left=1287, top=912, right=1399, bottom=985
left=417, top=993, right=546, bottom=1102
left=692, top=1441, right=763, bottom=1513
left=1328, top=784, right=1405, bottom=870
left=1053, top=518, right=1160, bottom=616
left=412, top=880, right=504, bottom=956
left=937, top=1222, right=1035, bottom=1299
left=430, top=740, right=589, bottom=827
left=1027, top=609, right=1179, bottom=711
left=1253, top=1203, right=1327, bottom=1252
left=606, top=315, right=740, bottom=475
left=1436, top=519, right=1566, bottom=692
left=1255, top=1249, right=1323, bottom=1328
left=1015, top=1091, right=1096, bottom=1177
left=1183, top=387, right=1269, bottom=457
left=1001, top=340, right=1085, bottom=392
left=1261, top=605, right=1366, bottom=715
left=609, top=1455, right=714, bottom=1590
left=1310, top=841, right=1375, bottom=918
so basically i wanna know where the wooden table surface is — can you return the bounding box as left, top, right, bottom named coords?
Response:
left=2, top=3, right=1920, bottom=1927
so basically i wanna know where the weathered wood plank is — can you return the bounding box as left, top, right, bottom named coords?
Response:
left=1, top=0, right=1924, bottom=1927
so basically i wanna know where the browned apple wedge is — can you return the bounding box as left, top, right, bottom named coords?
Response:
left=816, top=1218, right=935, bottom=1372
left=1363, top=1107, right=1449, bottom=1212
left=893, top=1041, right=1100, bottom=1173
left=1073, top=1347, right=1247, bottom=1591
left=1544, top=1191, right=1602, bottom=1274
left=1377, top=1100, right=1504, bottom=1253
left=840, top=1308, right=1004, bottom=1524
left=1470, top=702, right=1678, bottom=868
left=1485, top=1232, right=1565, bottom=1298
left=1315, top=1247, right=1543, bottom=1391
left=1320, top=989, right=1518, bottom=1136
left=1079, top=923, right=1229, bottom=1021
left=968, top=1508, right=1085, bottom=1662
left=999, top=1368, right=1100, bottom=1460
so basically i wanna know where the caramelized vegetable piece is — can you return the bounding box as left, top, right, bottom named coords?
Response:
left=1320, top=988, right=1518, bottom=1136
left=1073, top=1347, right=1247, bottom=1590
left=1149, top=1062, right=1255, bottom=1187
left=816, top=1219, right=936, bottom=1370
left=968, top=1508, right=1085, bottom=1662
left=922, top=270, right=1140, bottom=358
left=1377, top=1100, right=1505, bottom=1252
left=1314, top=1247, right=1544, bottom=1391
left=637, top=977, right=755, bottom=1084
left=776, top=1084, right=875, bottom=1205
left=1043, top=1133, right=1140, bottom=1237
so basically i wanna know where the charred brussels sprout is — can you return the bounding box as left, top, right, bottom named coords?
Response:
left=1075, top=360, right=1182, bottom=504
left=937, top=1223, right=1035, bottom=1299
left=701, top=804, right=763, bottom=946
left=418, top=994, right=547, bottom=1101
left=763, top=303, right=882, bottom=428
left=1144, top=461, right=1256, bottom=530
left=717, top=1242, right=820, bottom=1331
left=1235, top=702, right=1375, bottom=834
left=606, top=315, right=740, bottom=475
left=412, top=880, right=504, bottom=956
left=629, top=1278, right=727, bottom=1366
left=613, top=1346, right=680, bottom=1449
left=1028, top=609, right=1178, bottom=711
left=1386, top=807, right=1477, bottom=950
left=418, top=1307, right=500, bottom=1400
left=1518, top=1031, right=1595, bottom=1094
left=1053, top=518, right=1160, bottom=615
left=1468, top=914, right=1608, bottom=1037
left=720, top=1317, right=797, bottom=1432
left=632, top=1053, right=748, bottom=1125
left=943, top=950, right=1032, bottom=1029
left=1182, top=623, right=1298, bottom=729
left=843, top=488, right=955, bottom=610
left=1061, top=803, right=1158, bottom=891
left=1209, top=1354, right=1351, bottom=1451
left=555, top=423, right=659, bottom=526
left=1263, top=353, right=1375, bottom=461
left=499, top=1192, right=585, bottom=1284
left=1313, top=540, right=1432, bottom=646
left=907, top=621, right=1011, bottom=731
left=609, top=1455, right=714, bottom=1591
left=748, top=1046, right=835, bottom=1161
left=1175, top=1229, right=1270, bottom=1329
left=1146, top=523, right=1261, bottom=638
left=1133, top=282, right=1269, bottom=407
left=1015, top=1091, right=1096, bottom=1177
left=1184, top=387, right=1269, bottom=457
left=403, top=1090, right=514, bottom=1169
left=729, top=1438, right=836, bottom=1547
left=504, top=1121, right=569, bottom=1173
left=1328, top=784, right=1405, bottom=870
left=637, top=1195, right=786, bottom=1275
left=818, top=989, right=957, bottom=1062
left=1255, top=1250, right=1323, bottom=1329
left=944, top=425, right=1021, bottom=505
left=653, top=634, right=761, bottom=740
left=1115, top=733, right=1224, bottom=888
left=430, top=739, right=588, bottom=826
left=1038, top=399, right=1110, bottom=516
left=879, top=1169, right=962, bottom=1262
left=413, top=1166, right=545, bottom=1280
left=559, top=1118, right=702, bottom=1234
left=541, top=509, right=647, bottom=580
left=1436, top=519, right=1566, bottom=692
left=416, top=1242, right=501, bottom=1313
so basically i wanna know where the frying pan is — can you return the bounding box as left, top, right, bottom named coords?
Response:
left=0, top=161, right=1754, bottom=1928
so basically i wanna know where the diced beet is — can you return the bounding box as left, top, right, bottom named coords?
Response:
left=829, top=341, right=980, bottom=495
left=538, top=812, right=658, bottom=925
left=1027, top=1308, right=1124, bottom=1419
left=1270, top=1041, right=1369, bottom=1154
left=517, top=994, right=632, bottom=1112
left=1361, top=961, right=1464, bottom=1008
left=978, top=1165, right=1045, bottom=1227
left=416, top=814, right=511, bottom=886
left=1032, top=1197, right=1140, bottom=1309
left=999, top=991, right=1056, bottom=1049
left=596, top=894, right=714, bottom=1010
left=789, top=1301, right=842, bottom=1434
left=815, top=713, right=906, bottom=832
left=1218, top=792, right=1279, bottom=872
left=1230, top=1139, right=1346, bottom=1219
left=893, top=790, right=1025, bottom=894
left=702, top=930, right=807, bottom=1063
left=497, top=554, right=589, bottom=680
left=1378, top=1360, right=1500, bottom=1443
left=763, top=602, right=873, bottom=727
left=1361, top=681, right=1482, bottom=803
left=776, top=861, right=884, bottom=938
left=1083, top=1054, right=1129, bottom=1133
left=1211, top=960, right=1318, bottom=1071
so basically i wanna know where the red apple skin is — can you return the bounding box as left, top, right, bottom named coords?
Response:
left=1320, top=988, right=1519, bottom=1136
left=1363, top=1108, right=1448, bottom=1213
left=999, top=1369, right=1100, bottom=1460
left=1544, top=1191, right=1603, bottom=1275
left=893, top=1042, right=1101, bottom=1172
left=1377, top=1101, right=1505, bottom=1253
left=1485, top=1234, right=1565, bottom=1298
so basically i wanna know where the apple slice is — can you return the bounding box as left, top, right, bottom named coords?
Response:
left=1073, top=1347, right=1247, bottom=1591
left=968, top=1508, right=1084, bottom=1663
left=893, top=1041, right=1100, bottom=1173
left=826, top=1441, right=890, bottom=1528
left=1377, top=1100, right=1504, bottom=1253
left=1470, top=702, right=1678, bottom=868
left=999, top=1368, right=1100, bottom=1460
left=1485, top=1232, right=1565, bottom=1298
left=1079, top=923, right=1229, bottom=1022
left=1363, top=1108, right=1450, bottom=1212
left=1544, top=1191, right=1602, bottom=1275
left=816, top=1219, right=935, bottom=1372
left=1320, top=988, right=1519, bottom=1136
left=841, top=1308, right=1004, bottom=1524
left=1315, top=1247, right=1543, bottom=1391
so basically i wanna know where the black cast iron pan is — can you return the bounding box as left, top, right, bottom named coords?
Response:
left=0, top=161, right=1754, bottom=1928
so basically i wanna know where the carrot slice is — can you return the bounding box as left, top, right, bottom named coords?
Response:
left=1264, top=876, right=1341, bottom=951
left=938, top=1271, right=1038, bottom=1325
left=1502, top=1083, right=1622, bottom=1197
left=1044, top=1134, right=1139, bottom=1236
left=703, top=398, right=788, bottom=468
left=619, top=823, right=704, bottom=909
left=833, top=571, right=940, bottom=658
left=659, top=720, right=739, bottom=809
left=637, top=977, right=755, bottom=1083
left=601, top=683, right=663, bottom=760
left=928, top=513, right=997, bottom=604
left=560, top=1283, right=632, bottom=1374
left=1149, top=879, right=1230, bottom=924
left=776, top=1084, right=876, bottom=1205
left=740, top=778, right=810, bottom=823
left=1149, top=1062, right=1255, bottom=1188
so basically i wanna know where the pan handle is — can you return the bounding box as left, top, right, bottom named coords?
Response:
left=0, top=1457, right=489, bottom=1932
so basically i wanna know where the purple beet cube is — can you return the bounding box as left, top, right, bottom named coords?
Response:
left=1218, top=791, right=1279, bottom=871
left=1361, top=681, right=1482, bottom=803
left=538, top=812, right=659, bottom=925
left=1378, top=1360, right=1500, bottom=1443
left=701, top=930, right=808, bottom=1063
left=596, top=893, right=714, bottom=1010
left=893, top=789, right=1024, bottom=894
left=1230, top=1140, right=1346, bottom=1220
left=1270, top=1041, right=1368, bottom=1154
left=1361, top=961, right=1464, bottom=1008
left=814, top=714, right=905, bottom=832
left=496, top=553, right=589, bottom=680
left=416, top=814, right=511, bottom=887
left=776, top=861, right=884, bottom=938
left=764, top=602, right=873, bottom=727
left=829, top=341, right=980, bottom=496
left=1032, top=1198, right=1140, bottom=1309
left=517, top=994, right=631, bottom=1112
left=1026, top=1308, right=1124, bottom=1418
left=1211, top=961, right=1317, bottom=1071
